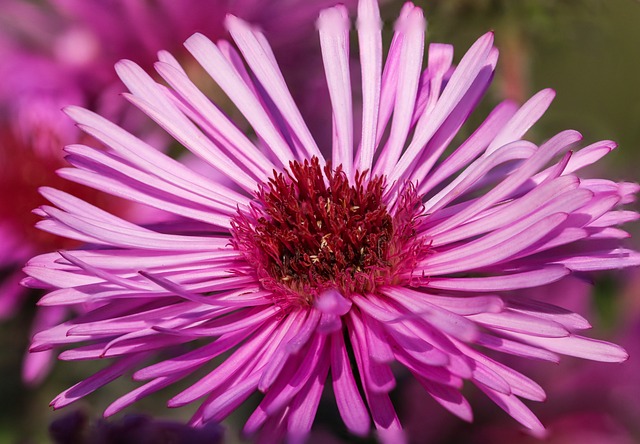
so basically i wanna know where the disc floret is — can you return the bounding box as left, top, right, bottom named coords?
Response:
left=231, top=156, right=428, bottom=308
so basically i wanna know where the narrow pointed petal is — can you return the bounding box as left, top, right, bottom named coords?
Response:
left=318, top=5, right=354, bottom=176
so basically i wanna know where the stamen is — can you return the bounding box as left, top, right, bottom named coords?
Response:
left=231, top=156, right=428, bottom=308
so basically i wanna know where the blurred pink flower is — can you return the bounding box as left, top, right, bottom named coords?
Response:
left=24, top=0, right=640, bottom=442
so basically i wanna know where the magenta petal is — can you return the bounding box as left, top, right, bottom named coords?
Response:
left=318, top=4, right=354, bottom=176
left=286, top=345, right=331, bottom=442
left=105, top=371, right=188, bottom=417
left=427, top=266, right=570, bottom=292
left=417, top=378, right=473, bottom=422
left=506, top=333, right=629, bottom=363
left=51, top=354, right=149, bottom=409
left=315, top=288, right=352, bottom=316
left=478, top=385, right=546, bottom=435
left=261, top=334, right=327, bottom=416
left=330, top=331, right=371, bottom=436
left=354, top=0, right=382, bottom=172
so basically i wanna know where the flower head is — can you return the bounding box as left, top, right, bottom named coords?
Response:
left=25, top=0, right=640, bottom=442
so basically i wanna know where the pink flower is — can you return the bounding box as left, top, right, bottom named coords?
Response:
left=25, top=0, right=640, bottom=442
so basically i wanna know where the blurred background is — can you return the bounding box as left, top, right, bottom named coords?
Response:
left=1, top=0, right=639, bottom=443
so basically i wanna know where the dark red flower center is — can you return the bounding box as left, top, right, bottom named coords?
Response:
left=232, top=157, right=428, bottom=308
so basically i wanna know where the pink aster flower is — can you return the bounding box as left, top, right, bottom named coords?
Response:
left=25, top=0, right=640, bottom=442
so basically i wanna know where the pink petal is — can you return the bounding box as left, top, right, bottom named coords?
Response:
left=505, top=333, right=629, bottom=362
left=478, top=385, right=546, bottom=435
left=330, top=331, right=371, bottom=437
left=427, top=266, right=570, bottom=292
left=184, top=33, right=296, bottom=167
left=417, top=378, right=473, bottom=422
left=374, top=7, right=425, bottom=174
left=354, top=0, right=382, bottom=172
left=390, top=31, right=496, bottom=183
left=51, top=354, right=148, bottom=409
left=225, top=15, right=322, bottom=161
left=314, top=288, right=352, bottom=316
left=318, top=5, right=353, bottom=176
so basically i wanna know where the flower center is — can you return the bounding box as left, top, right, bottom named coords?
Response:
left=231, top=157, right=427, bottom=308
